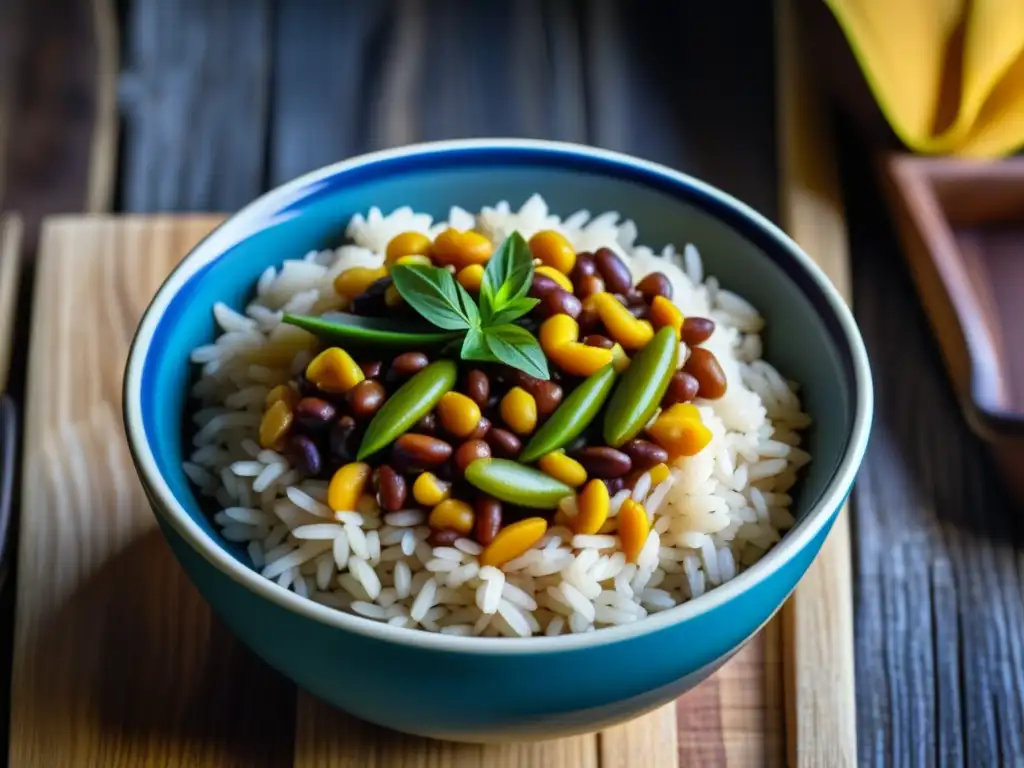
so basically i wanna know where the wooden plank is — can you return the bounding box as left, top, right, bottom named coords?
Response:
left=676, top=629, right=784, bottom=767
left=775, top=1, right=857, bottom=766
left=294, top=703, right=599, bottom=768
left=119, top=0, right=272, bottom=212
left=0, top=215, right=23, bottom=390
left=9, top=216, right=297, bottom=767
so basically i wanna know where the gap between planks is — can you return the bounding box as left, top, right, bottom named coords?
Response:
left=775, top=0, right=858, bottom=766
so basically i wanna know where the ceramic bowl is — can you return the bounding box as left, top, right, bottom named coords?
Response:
left=123, top=139, right=872, bottom=742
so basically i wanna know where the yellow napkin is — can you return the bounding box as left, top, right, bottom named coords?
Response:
left=824, top=0, right=1024, bottom=157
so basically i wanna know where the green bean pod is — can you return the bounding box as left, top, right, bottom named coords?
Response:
left=519, top=365, right=618, bottom=463
left=283, top=313, right=462, bottom=349
left=464, top=459, right=573, bottom=508
left=602, top=326, right=678, bottom=447
left=357, top=360, right=458, bottom=459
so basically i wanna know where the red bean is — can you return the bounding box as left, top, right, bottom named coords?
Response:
left=621, top=439, right=669, bottom=473
left=543, top=288, right=582, bottom=319
left=359, top=360, right=383, bottom=379
left=428, top=528, right=461, bottom=547
left=328, top=415, right=359, bottom=461
left=346, top=379, right=386, bottom=419
left=576, top=274, right=606, bottom=300
left=474, top=496, right=503, bottom=545
left=529, top=274, right=561, bottom=299
left=578, top=307, right=602, bottom=336
left=512, top=371, right=563, bottom=418
left=285, top=435, right=322, bottom=476
left=683, top=347, right=728, bottom=399
left=485, top=428, right=522, bottom=459
left=681, top=316, right=716, bottom=346
left=454, top=439, right=491, bottom=474
left=387, top=351, right=429, bottom=384
left=571, top=446, right=632, bottom=478
left=391, top=434, right=453, bottom=472
left=416, top=412, right=438, bottom=435
left=571, top=253, right=597, bottom=283
left=467, top=415, right=492, bottom=441
left=663, top=371, right=700, bottom=406
left=351, top=277, right=391, bottom=316
left=294, top=397, right=337, bottom=430
left=636, top=272, right=673, bottom=302
left=465, top=369, right=490, bottom=408
left=375, top=465, right=407, bottom=512
left=594, top=247, right=632, bottom=294
left=584, top=334, right=616, bottom=350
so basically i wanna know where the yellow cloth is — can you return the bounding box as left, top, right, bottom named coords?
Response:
left=824, top=0, right=1024, bottom=157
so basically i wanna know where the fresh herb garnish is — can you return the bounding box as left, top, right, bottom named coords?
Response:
left=390, top=232, right=549, bottom=379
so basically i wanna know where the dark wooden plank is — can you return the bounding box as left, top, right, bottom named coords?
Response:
left=841, top=127, right=1024, bottom=767
left=118, top=0, right=273, bottom=212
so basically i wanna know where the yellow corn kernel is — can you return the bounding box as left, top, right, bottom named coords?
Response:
left=572, top=478, right=609, bottom=535
left=305, top=347, right=365, bottom=394
left=649, top=463, right=671, bottom=486
left=597, top=518, right=618, bottom=534
left=328, top=462, right=372, bottom=513
left=528, top=230, right=576, bottom=274
left=539, top=313, right=579, bottom=353
left=384, top=284, right=404, bottom=307
left=500, top=387, right=538, bottom=435
left=265, top=383, right=299, bottom=410
left=428, top=499, right=475, bottom=535
left=590, top=292, right=654, bottom=351
left=610, top=343, right=630, bottom=373
left=535, top=265, right=573, bottom=292
left=646, top=404, right=712, bottom=459
left=385, top=231, right=433, bottom=267
left=456, top=264, right=485, bottom=293
left=480, top=517, right=548, bottom=567
left=550, top=342, right=615, bottom=377
left=432, top=228, right=493, bottom=268
left=394, top=254, right=433, bottom=268
left=437, top=391, right=482, bottom=439
left=258, top=399, right=294, bottom=449
left=538, top=451, right=587, bottom=488
left=618, top=499, right=650, bottom=563
left=413, top=472, right=452, bottom=507
left=650, top=295, right=684, bottom=338
left=334, top=266, right=387, bottom=300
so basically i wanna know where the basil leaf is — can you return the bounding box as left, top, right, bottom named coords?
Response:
left=390, top=264, right=473, bottom=330
left=486, top=296, right=539, bottom=327
left=481, top=232, right=534, bottom=321
left=454, top=280, right=481, bottom=328
left=484, top=324, right=550, bottom=380
left=461, top=326, right=497, bottom=362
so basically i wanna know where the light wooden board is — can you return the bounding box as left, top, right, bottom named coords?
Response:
left=776, top=0, right=858, bottom=765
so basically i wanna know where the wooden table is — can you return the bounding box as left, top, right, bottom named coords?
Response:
left=2, top=1, right=1023, bottom=766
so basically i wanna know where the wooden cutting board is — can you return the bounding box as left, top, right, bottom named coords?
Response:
left=4, top=4, right=854, bottom=765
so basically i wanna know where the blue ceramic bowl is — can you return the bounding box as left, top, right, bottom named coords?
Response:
left=123, top=139, right=872, bottom=742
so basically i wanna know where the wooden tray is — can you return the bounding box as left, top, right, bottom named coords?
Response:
left=880, top=155, right=1024, bottom=503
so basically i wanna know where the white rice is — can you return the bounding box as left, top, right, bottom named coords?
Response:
left=183, top=195, right=811, bottom=636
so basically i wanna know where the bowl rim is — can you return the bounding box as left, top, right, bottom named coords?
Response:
left=123, top=138, right=873, bottom=654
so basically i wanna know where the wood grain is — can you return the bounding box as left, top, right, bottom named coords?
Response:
left=119, top=0, right=273, bottom=211
left=0, top=215, right=23, bottom=391
left=775, top=1, right=857, bottom=766
left=10, top=216, right=297, bottom=767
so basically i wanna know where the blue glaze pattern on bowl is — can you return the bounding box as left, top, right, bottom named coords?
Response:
left=124, top=139, right=872, bottom=741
